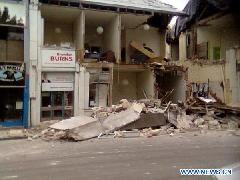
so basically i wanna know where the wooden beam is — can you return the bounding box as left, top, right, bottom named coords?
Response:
left=130, top=41, right=158, bottom=59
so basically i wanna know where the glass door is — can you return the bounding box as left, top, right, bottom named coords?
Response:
left=41, top=91, right=73, bottom=121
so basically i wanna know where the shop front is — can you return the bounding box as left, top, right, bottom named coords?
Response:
left=0, top=62, right=28, bottom=127
left=40, top=48, right=76, bottom=121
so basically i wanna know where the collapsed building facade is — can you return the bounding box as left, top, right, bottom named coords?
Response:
left=167, top=0, right=240, bottom=108
left=27, top=0, right=185, bottom=126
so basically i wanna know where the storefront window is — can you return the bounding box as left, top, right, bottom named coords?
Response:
left=41, top=92, right=51, bottom=107
left=0, top=62, right=25, bottom=122
left=0, top=88, right=23, bottom=121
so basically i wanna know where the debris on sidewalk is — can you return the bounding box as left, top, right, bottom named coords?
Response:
left=32, top=95, right=239, bottom=142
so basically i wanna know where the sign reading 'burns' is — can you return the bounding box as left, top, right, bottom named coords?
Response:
left=42, top=49, right=76, bottom=68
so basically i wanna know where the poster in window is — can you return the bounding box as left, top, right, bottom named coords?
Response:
left=0, top=62, right=25, bottom=86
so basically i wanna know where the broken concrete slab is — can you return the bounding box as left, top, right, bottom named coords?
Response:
left=67, top=120, right=104, bottom=141
left=121, top=112, right=166, bottom=130
left=131, top=102, right=145, bottom=113
left=50, top=115, right=97, bottom=130
left=102, top=109, right=140, bottom=133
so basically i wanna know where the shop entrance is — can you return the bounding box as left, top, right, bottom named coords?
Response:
left=40, top=72, right=74, bottom=121
left=41, top=91, right=73, bottom=121
left=0, top=88, right=24, bottom=124
left=0, top=62, right=26, bottom=127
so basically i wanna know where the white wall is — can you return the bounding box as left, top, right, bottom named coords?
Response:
left=112, top=70, right=155, bottom=104
left=29, top=4, right=42, bottom=126
left=103, top=15, right=121, bottom=62
left=225, top=48, right=240, bottom=107
left=179, top=33, right=187, bottom=61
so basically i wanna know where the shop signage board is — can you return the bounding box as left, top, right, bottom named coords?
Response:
left=42, top=72, right=74, bottom=83
left=42, top=82, right=74, bottom=92
left=41, top=49, right=76, bottom=68
left=41, top=72, right=74, bottom=92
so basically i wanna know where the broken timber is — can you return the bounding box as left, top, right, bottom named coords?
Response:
left=130, top=41, right=157, bottom=59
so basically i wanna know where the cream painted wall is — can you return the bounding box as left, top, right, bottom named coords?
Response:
left=179, top=33, right=186, bottom=61
left=136, top=70, right=155, bottom=99
left=197, top=26, right=240, bottom=60
left=185, top=61, right=225, bottom=102
left=112, top=70, right=155, bottom=104
left=186, top=62, right=223, bottom=83
left=44, top=21, right=73, bottom=46
left=197, top=26, right=221, bottom=60
left=125, top=28, right=164, bottom=63
left=112, top=71, right=137, bottom=104
left=225, top=48, right=240, bottom=107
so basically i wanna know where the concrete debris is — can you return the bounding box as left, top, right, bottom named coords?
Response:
left=102, top=109, right=140, bottom=134
left=198, top=97, right=216, bottom=103
left=208, top=120, right=220, bottom=126
left=131, top=103, right=145, bottom=113
left=120, top=99, right=131, bottom=109
left=194, top=118, right=205, bottom=126
left=140, top=128, right=163, bottom=138
left=35, top=96, right=239, bottom=142
left=114, top=130, right=141, bottom=138
left=228, top=121, right=239, bottom=130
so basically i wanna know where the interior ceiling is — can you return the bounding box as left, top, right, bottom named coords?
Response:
left=121, top=14, right=149, bottom=28
left=85, top=10, right=116, bottom=27
left=40, top=5, right=151, bottom=28
left=41, top=5, right=81, bottom=23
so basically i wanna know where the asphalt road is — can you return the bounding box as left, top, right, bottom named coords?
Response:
left=0, top=131, right=239, bottom=180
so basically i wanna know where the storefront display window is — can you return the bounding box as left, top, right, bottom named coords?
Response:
left=41, top=91, right=73, bottom=121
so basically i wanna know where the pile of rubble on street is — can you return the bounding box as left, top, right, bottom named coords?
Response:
left=32, top=95, right=240, bottom=141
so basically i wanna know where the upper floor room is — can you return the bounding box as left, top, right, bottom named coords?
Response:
left=31, top=0, right=185, bottom=65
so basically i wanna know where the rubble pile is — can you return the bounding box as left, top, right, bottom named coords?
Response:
left=38, top=99, right=170, bottom=141
left=35, top=98, right=239, bottom=141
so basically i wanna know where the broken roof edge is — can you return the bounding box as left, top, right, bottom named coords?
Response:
left=80, top=0, right=187, bottom=16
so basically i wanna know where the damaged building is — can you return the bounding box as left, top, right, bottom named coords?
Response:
left=167, top=0, right=240, bottom=108
left=28, top=0, right=185, bottom=126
